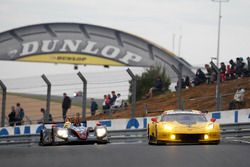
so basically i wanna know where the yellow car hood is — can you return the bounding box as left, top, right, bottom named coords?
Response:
left=159, top=121, right=217, bottom=134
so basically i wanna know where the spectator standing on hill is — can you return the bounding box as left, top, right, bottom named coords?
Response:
left=226, top=65, right=231, bottom=80
left=90, top=98, right=98, bottom=116
left=102, top=95, right=110, bottom=113
left=62, top=93, right=71, bottom=121
left=220, top=62, right=226, bottom=82
left=8, top=106, right=16, bottom=126
left=205, top=64, right=213, bottom=84
left=184, top=76, right=191, bottom=88
left=229, top=59, right=236, bottom=79
left=15, top=103, right=25, bottom=125
left=247, top=57, right=250, bottom=76
left=235, top=57, right=243, bottom=78
left=110, top=91, right=117, bottom=106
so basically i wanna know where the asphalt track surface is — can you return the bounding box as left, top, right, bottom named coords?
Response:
left=0, top=143, right=249, bottom=167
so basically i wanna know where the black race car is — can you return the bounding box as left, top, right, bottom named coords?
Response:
left=39, top=122, right=108, bottom=145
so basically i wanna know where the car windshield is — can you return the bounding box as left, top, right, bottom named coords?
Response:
left=161, top=114, right=207, bottom=124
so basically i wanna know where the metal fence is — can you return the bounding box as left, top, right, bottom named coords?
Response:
left=0, top=69, right=141, bottom=127
left=0, top=123, right=250, bottom=145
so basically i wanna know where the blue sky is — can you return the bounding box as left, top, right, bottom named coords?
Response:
left=0, top=0, right=250, bottom=79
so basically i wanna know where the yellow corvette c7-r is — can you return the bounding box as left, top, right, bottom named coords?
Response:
left=147, top=110, right=220, bottom=145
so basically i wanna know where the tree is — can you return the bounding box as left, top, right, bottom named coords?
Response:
left=128, top=65, right=171, bottom=102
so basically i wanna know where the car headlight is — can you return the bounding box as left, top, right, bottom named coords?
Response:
left=96, top=127, right=107, bottom=138
left=170, top=134, right=176, bottom=140
left=57, top=129, right=68, bottom=138
left=164, top=124, right=173, bottom=131
left=206, top=123, right=214, bottom=130
left=204, top=134, right=209, bottom=140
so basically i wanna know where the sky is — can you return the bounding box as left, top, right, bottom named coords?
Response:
left=0, top=0, right=250, bottom=97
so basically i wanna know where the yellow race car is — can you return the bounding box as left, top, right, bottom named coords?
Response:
left=147, top=110, right=220, bottom=145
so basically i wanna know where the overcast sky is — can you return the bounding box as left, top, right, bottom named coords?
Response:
left=0, top=0, right=250, bottom=79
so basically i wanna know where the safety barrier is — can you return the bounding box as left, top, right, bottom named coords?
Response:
left=220, top=123, right=250, bottom=138
left=108, top=128, right=147, bottom=143
left=0, top=123, right=250, bottom=145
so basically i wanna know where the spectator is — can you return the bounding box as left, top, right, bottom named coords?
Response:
left=234, top=87, right=245, bottom=102
left=192, top=69, right=206, bottom=86
left=102, top=95, right=110, bottom=113
left=205, top=64, right=213, bottom=84
left=229, top=86, right=246, bottom=109
left=15, top=103, right=25, bottom=125
left=111, top=93, right=123, bottom=109
left=8, top=106, right=16, bottom=126
left=145, top=76, right=163, bottom=98
left=184, top=76, right=191, bottom=88
left=246, top=57, right=250, bottom=76
left=229, top=59, right=236, bottom=79
left=110, top=91, right=117, bottom=106
left=242, top=58, right=249, bottom=77
left=202, top=110, right=208, bottom=114
left=102, top=95, right=107, bottom=112
left=38, top=108, right=53, bottom=123
left=175, top=78, right=186, bottom=91
left=62, top=93, right=71, bottom=121
left=226, top=64, right=232, bottom=80
left=220, top=62, right=226, bottom=82
left=235, top=57, right=243, bottom=78
left=90, top=98, right=98, bottom=116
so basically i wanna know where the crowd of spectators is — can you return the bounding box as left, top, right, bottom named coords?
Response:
left=176, top=57, right=250, bottom=89
left=101, top=91, right=124, bottom=114
left=174, top=57, right=249, bottom=110
left=8, top=102, right=25, bottom=126
left=203, top=57, right=250, bottom=85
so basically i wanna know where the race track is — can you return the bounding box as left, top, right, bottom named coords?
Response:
left=0, top=143, right=249, bottom=167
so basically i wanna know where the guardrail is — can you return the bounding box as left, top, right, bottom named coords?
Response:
left=0, top=123, right=250, bottom=145
left=220, top=123, right=250, bottom=138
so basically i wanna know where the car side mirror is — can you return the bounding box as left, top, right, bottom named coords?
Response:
left=210, top=118, right=216, bottom=122
left=151, top=117, right=158, bottom=123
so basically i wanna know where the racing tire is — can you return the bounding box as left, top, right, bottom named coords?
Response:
left=51, top=128, right=56, bottom=146
left=156, top=140, right=165, bottom=145
left=39, top=131, right=44, bottom=146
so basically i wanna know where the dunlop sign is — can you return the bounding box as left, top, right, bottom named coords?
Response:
left=17, top=40, right=142, bottom=66
left=0, top=23, right=194, bottom=77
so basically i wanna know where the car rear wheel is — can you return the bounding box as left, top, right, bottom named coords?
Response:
left=39, top=131, right=44, bottom=146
